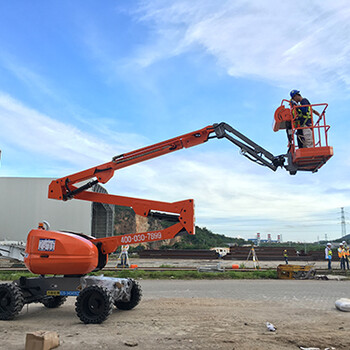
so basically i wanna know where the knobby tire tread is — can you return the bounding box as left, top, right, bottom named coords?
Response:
left=115, top=280, right=142, bottom=310
left=0, top=283, right=24, bottom=320
left=75, top=285, right=112, bottom=324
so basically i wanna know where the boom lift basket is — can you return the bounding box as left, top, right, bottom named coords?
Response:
left=273, top=100, right=333, bottom=173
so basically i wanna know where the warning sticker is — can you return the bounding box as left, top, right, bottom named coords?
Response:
left=38, top=239, right=56, bottom=252
left=46, top=290, right=80, bottom=296
left=46, top=290, right=60, bottom=296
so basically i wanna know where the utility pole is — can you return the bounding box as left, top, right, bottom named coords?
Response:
left=341, top=207, right=347, bottom=237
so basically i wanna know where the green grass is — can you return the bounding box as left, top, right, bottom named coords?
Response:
left=0, top=271, right=37, bottom=281
left=0, top=269, right=277, bottom=281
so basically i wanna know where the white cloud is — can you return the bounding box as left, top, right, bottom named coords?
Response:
left=133, top=0, right=350, bottom=96
left=0, top=52, right=58, bottom=100
left=0, top=93, right=148, bottom=169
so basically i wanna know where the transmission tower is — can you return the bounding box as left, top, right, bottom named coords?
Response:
left=341, top=207, right=347, bottom=237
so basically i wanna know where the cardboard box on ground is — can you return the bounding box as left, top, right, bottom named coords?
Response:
left=25, top=331, right=59, bottom=350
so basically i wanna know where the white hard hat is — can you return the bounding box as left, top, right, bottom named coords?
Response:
left=327, top=243, right=331, bottom=246
left=342, top=241, right=346, bottom=244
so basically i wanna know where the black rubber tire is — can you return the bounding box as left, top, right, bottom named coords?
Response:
left=75, top=285, right=112, bottom=324
left=114, top=280, right=142, bottom=310
left=41, top=296, right=67, bottom=308
left=0, top=283, right=24, bottom=320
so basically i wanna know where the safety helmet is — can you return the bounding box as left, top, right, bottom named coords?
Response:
left=327, top=243, right=331, bottom=246
left=290, top=90, right=300, bottom=99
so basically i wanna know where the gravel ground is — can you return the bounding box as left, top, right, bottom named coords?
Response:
left=106, top=257, right=340, bottom=270
left=1, top=279, right=350, bottom=350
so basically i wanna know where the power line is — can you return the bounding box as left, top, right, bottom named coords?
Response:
left=341, top=207, right=347, bottom=237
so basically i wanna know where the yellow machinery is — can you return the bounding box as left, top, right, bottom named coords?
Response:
left=277, top=264, right=316, bottom=279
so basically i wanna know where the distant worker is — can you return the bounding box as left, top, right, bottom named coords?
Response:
left=343, top=241, right=350, bottom=270
left=325, top=243, right=332, bottom=270
left=289, top=90, right=320, bottom=149
left=283, top=249, right=288, bottom=264
left=117, top=245, right=130, bottom=268
left=338, top=243, right=346, bottom=270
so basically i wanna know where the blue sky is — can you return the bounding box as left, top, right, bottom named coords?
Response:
left=0, top=0, right=349, bottom=242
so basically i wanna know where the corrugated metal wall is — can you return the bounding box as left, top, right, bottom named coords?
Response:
left=0, top=177, right=92, bottom=241
left=91, top=183, right=114, bottom=238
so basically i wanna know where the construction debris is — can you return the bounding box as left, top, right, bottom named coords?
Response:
left=124, top=340, right=138, bottom=347
left=266, top=322, right=276, bottom=332
left=277, top=264, right=316, bottom=279
left=197, top=263, right=224, bottom=273
left=299, top=347, right=335, bottom=350
left=335, top=298, right=350, bottom=312
left=0, top=241, right=26, bottom=261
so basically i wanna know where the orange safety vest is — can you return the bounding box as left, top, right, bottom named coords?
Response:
left=338, top=247, right=345, bottom=258
left=345, top=248, right=350, bottom=257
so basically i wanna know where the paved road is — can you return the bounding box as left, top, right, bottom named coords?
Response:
left=140, top=279, right=350, bottom=310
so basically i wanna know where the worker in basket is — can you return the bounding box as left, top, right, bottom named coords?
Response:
left=289, top=90, right=321, bottom=149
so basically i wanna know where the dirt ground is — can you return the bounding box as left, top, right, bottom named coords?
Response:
left=1, top=257, right=348, bottom=349
left=1, top=288, right=350, bottom=350
left=105, top=257, right=333, bottom=270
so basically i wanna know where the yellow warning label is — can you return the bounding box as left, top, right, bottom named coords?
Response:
left=46, top=290, right=60, bottom=296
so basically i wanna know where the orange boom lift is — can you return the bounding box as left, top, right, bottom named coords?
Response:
left=0, top=120, right=333, bottom=324
left=26, top=123, right=289, bottom=276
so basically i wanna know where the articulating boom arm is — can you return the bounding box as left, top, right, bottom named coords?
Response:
left=49, top=124, right=213, bottom=202
left=213, top=123, right=285, bottom=171
left=48, top=122, right=285, bottom=255
left=49, top=122, right=284, bottom=202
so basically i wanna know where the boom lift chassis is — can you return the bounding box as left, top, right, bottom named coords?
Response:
left=0, top=275, right=141, bottom=324
left=0, top=122, right=329, bottom=323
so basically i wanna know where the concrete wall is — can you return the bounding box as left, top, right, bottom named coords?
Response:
left=0, top=177, right=92, bottom=241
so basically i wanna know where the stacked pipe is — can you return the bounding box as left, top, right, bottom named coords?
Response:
left=138, top=249, right=219, bottom=259
left=223, top=246, right=340, bottom=261
left=138, top=247, right=339, bottom=261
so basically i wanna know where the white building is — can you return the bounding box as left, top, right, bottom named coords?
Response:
left=0, top=177, right=114, bottom=241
